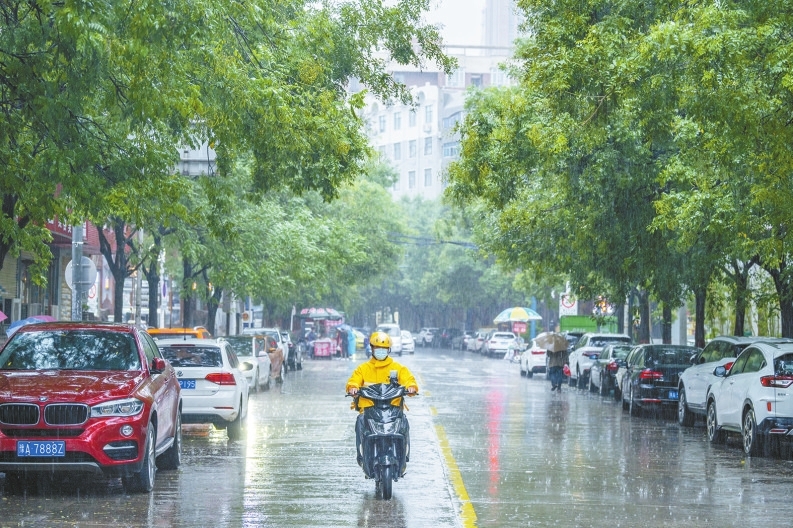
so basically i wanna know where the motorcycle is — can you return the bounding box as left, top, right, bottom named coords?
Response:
left=349, top=372, right=414, bottom=500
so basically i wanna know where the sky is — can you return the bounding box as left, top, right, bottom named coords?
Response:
left=425, top=0, right=487, bottom=46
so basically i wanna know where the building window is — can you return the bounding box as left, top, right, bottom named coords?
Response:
left=393, top=112, right=401, bottom=130
left=409, top=140, right=416, bottom=158
left=442, top=112, right=462, bottom=131
left=470, top=74, right=483, bottom=88
left=378, top=146, right=387, bottom=159
left=409, top=171, right=416, bottom=189
left=424, top=137, right=433, bottom=155
left=393, top=142, right=401, bottom=161
left=424, top=168, right=432, bottom=186
left=491, top=68, right=512, bottom=87
left=443, top=142, right=460, bottom=158
left=379, top=115, right=386, bottom=132
left=425, top=105, right=433, bottom=124
left=409, top=111, right=417, bottom=127
left=446, top=69, right=465, bottom=88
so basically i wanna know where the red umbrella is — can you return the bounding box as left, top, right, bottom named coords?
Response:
left=0, top=310, right=7, bottom=323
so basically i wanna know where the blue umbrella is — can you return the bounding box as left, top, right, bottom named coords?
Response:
left=7, top=315, right=56, bottom=337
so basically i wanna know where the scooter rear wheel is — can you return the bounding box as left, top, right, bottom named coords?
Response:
left=380, top=466, right=393, bottom=500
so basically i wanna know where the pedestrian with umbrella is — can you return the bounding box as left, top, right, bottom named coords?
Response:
left=535, top=332, right=569, bottom=391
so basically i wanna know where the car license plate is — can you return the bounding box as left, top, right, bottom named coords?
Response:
left=17, top=440, right=65, bottom=457
left=179, top=379, right=196, bottom=389
left=668, top=390, right=678, bottom=400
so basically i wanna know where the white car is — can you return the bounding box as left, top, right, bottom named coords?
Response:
left=706, top=341, right=793, bottom=457
left=568, top=333, right=632, bottom=389
left=157, top=338, right=250, bottom=440
left=401, top=330, right=415, bottom=354
left=519, top=339, right=547, bottom=378
left=677, top=336, right=788, bottom=426
left=220, top=335, right=272, bottom=392
left=417, top=327, right=439, bottom=347
left=375, top=323, right=403, bottom=355
left=485, top=332, right=518, bottom=358
left=245, top=327, right=289, bottom=367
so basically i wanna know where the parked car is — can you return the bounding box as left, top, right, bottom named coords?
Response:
left=619, top=344, right=699, bottom=417
left=281, top=331, right=302, bottom=370
left=0, top=322, right=182, bottom=493
left=458, top=331, right=476, bottom=350
left=244, top=327, right=289, bottom=368
left=519, top=339, right=547, bottom=378
left=437, top=328, right=462, bottom=348
left=375, top=323, right=403, bottom=355
left=568, top=333, right=633, bottom=389
left=589, top=344, right=633, bottom=397
left=148, top=326, right=212, bottom=340
left=417, top=327, right=439, bottom=347
left=220, top=335, right=272, bottom=392
left=677, top=336, right=793, bottom=426
left=157, top=338, right=249, bottom=440
left=401, top=330, right=415, bottom=354
left=468, top=330, right=489, bottom=352
left=706, top=341, right=793, bottom=457
left=485, top=331, right=518, bottom=358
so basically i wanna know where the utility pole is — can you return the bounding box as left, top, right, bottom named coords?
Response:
left=71, top=224, right=84, bottom=321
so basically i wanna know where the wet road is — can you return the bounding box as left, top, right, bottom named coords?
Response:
left=3, top=346, right=793, bottom=527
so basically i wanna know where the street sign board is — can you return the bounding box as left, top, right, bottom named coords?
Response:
left=65, top=257, right=98, bottom=291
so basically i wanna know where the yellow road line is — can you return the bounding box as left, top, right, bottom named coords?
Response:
left=432, top=406, right=477, bottom=527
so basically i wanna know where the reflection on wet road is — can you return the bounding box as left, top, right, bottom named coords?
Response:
left=3, top=347, right=793, bottom=527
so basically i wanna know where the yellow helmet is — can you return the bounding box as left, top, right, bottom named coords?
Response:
left=369, top=331, right=392, bottom=350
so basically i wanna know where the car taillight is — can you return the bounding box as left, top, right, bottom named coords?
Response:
left=638, top=369, right=663, bottom=381
left=606, top=362, right=619, bottom=373
left=760, top=375, right=793, bottom=388
left=205, top=372, right=237, bottom=385
left=532, top=350, right=545, bottom=355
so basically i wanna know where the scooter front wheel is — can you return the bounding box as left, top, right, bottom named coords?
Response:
left=380, top=466, right=393, bottom=500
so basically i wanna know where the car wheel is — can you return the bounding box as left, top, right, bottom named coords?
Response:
left=599, top=375, right=609, bottom=396
left=577, top=369, right=586, bottom=390
left=629, top=388, right=642, bottom=416
left=613, top=383, right=622, bottom=401
left=706, top=401, right=727, bottom=444
left=297, top=355, right=303, bottom=370
left=123, top=423, right=157, bottom=493
left=589, top=373, right=597, bottom=393
left=678, top=387, right=695, bottom=427
left=742, top=408, right=763, bottom=456
left=569, top=373, right=577, bottom=387
left=157, top=411, right=182, bottom=470
left=526, top=370, right=534, bottom=379
left=262, top=375, right=271, bottom=391
left=227, top=400, right=245, bottom=440
left=252, top=369, right=260, bottom=393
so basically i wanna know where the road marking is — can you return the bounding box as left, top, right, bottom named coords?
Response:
left=432, top=406, right=477, bottom=528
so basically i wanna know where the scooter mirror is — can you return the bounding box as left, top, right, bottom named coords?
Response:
left=389, top=370, right=398, bottom=385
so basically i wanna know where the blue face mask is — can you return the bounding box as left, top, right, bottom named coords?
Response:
left=373, top=348, right=389, bottom=360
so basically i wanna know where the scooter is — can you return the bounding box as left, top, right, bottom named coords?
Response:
left=350, top=372, right=414, bottom=500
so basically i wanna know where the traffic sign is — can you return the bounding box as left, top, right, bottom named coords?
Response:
left=65, top=257, right=97, bottom=291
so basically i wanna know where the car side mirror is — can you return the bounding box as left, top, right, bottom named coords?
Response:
left=713, top=365, right=727, bottom=377
left=690, top=353, right=698, bottom=365
left=151, top=357, right=167, bottom=373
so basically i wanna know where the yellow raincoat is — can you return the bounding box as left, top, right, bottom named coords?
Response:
left=346, top=356, right=418, bottom=411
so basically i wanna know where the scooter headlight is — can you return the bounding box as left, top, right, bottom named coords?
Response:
left=368, top=418, right=402, bottom=435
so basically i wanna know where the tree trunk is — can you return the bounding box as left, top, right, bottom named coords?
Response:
left=638, top=290, right=651, bottom=344
left=765, top=260, right=793, bottom=338
left=662, top=304, right=672, bottom=344
left=182, top=258, right=194, bottom=327
left=97, top=220, right=132, bottom=324
left=615, top=303, right=625, bottom=334
left=694, top=286, right=706, bottom=348
left=206, top=286, right=222, bottom=336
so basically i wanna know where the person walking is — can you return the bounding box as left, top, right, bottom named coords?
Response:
left=547, top=348, right=567, bottom=391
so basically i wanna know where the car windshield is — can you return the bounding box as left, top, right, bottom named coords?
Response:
left=223, top=337, right=254, bottom=358
left=590, top=336, right=632, bottom=347
left=0, top=330, right=141, bottom=371
left=160, top=345, right=223, bottom=367
left=377, top=326, right=401, bottom=337
left=610, top=345, right=633, bottom=359
left=646, top=346, right=699, bottom=366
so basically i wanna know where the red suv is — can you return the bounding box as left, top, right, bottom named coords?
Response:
left=0, top=322, right=182, bottom=492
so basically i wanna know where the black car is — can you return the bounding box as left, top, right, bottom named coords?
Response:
left=588, top=343, right=633, bottom=397
left=438, top=328, right=462, bottom=348
left=619, top=344, right=700, bottom=416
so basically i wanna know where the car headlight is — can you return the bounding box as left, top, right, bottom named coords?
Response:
left=90, top=398, right=145, bottom=418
